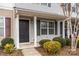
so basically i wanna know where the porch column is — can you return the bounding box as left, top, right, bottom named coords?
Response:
left=63, top=21, right=65, bottom=38
left=34, top=16, right=37, bottom=47
left=67, top=21, right=70, bottom=38
left=58, top=21, right=60, bottom=36
left=13, top=14, right=19, bottom=49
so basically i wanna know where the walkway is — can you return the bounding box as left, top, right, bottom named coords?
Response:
left=22, top=47, right=41, bottom=56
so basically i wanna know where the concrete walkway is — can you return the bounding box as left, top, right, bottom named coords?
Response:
left=22, top=47, right=41, bottom=56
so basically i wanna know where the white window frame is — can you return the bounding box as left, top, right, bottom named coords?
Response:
left=41, top=3, right=48, bottom=6
left=40, top=20, right=55, bottom=35
left=40, top=20, right=47, bottom=35
left=0, top=16, right=5, bottom=37
left=48, top=21, right=55, bottom=35
left=40, top=3, right=51, bottom=7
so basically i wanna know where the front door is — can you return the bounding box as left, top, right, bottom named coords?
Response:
left=19, top=20, right=29, bottom=43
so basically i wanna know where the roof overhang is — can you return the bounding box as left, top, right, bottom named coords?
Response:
left=14, top=7, right=79, bottom=21
left=15, top=7, right=66, bottom=20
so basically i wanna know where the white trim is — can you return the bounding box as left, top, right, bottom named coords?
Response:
left=63, top=21, right=65, bottom=38
left=40, top=3, right=51, bottom=8
left=48, top=21, right=55, bottom=35
left=40, top=20, right=55, bottom=35
left=34, top=16, right=37, bottom=47
left=4, top=17, right=6, bottom=37
left=15, top=14, right=19, bottom=49
left=40, top=20, right=47, bottom=35
left=0, top=16, right=5, bottom=37
left=20, top=42, right=30, bottom=45
left=0, top=6, right=14, bottom=10
left=58, top=21, right=60, bottom=36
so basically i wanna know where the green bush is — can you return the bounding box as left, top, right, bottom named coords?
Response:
left=52, top=37, right=66, bottom=47
left=43, top=41, right=61, bottom=55
left=65, top=38, right=71, bottom=46
left=1, top=38, right=14, bottom=48
left=4, top=43, right=14, bottom=54
left=77, top=40, right=79, bottom=48
left=39, top=39, right=51, bottom=47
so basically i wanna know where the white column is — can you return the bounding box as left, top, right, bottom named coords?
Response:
left=58, top=21, right=60, bottom=36
left=14, top=14, right=19, bottom=49
left=34, top=16, right=37, bottom=47
left=67, top=21, right=70, bottom=38
left=63, top=21, right=65, bottom=38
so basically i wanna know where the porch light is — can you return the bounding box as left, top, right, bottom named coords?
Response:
left=61, top=3, right=79, bottom=54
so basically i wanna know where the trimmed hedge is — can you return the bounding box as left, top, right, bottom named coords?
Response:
left=77, top=40, right=79, bottom=48
left=4, top=43, right=14, bottom=54
left=1, top=38, right=14, bottom=48
left=43, top=41, right=61, bottom=54
left=39, top=39, right=51, bottom=47
left=65, top=38, right=71, bottom=46
left=52, top=37, right=66, bottom=47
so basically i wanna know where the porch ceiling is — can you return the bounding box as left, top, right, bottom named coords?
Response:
left=16, top=8, right=66, bottom=20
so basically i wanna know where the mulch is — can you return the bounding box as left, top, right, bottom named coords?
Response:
left=0, top=47, right=23, bottom=56
left=35, top=46, right=79, bottom=56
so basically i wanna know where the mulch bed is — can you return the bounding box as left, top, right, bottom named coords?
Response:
left=0, top=47, right=23, bottom=56
left=35, top=46, right=79, bottom=56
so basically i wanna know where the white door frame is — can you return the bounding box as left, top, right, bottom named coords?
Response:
left=19, top=17, right=31, bottom=44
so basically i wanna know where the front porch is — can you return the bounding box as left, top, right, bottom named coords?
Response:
left=12, top=8, right=72, bottom=49
left=19, top=43, right=40, bottom=49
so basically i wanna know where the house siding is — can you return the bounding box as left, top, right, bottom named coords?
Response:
left=29, top=19, right=60, bottom=42
left=0, top=3, right=77, bottom=48
left=5, top=17, right=11, bottom=37
left=0, top=9, right=13, bottom=45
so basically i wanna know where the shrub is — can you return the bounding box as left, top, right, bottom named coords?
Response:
left=77, top=40, right=79, bottom=48
left=52, top=37, right=66, bottom=47
left=65, top=38, right=71, bottom=46
left=1, top=38, right=14, bottom=48
left=43, top=41, right=61, bottom=55
left=4, top=43, right=14, bottom=54
left=39, top=39, right=51, bottom=47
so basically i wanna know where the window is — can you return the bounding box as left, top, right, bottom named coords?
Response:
left=49, top=22, right=55, bottom=34
left=41, top=3, right=48, bottom=6
left=40, top=21, right=47, bottom=35
left=41, top=3, right=51, bottom=7
left=38, top=20, right=57, bottom=35
left=0, top=17, right=4, bottom=36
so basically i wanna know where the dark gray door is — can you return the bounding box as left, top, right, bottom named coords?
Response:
left=19, top=20, right=29, bottom=43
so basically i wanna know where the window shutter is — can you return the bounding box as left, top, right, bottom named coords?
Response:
left=55, top=21, right=57, bottom=35
left=5, top=17, right=11, bottom=37
left=37, top=20, right=40, bottom=36
left=48, top=3, right=51, bottom=7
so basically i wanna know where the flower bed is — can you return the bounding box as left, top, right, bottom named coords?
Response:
left=0, top=37, right=23, bottom=56
left=0, top=48, right=23, bottom=56
left=38, top=37, right=79, bottom=56
left=35, top=46, right=79, bottom=56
